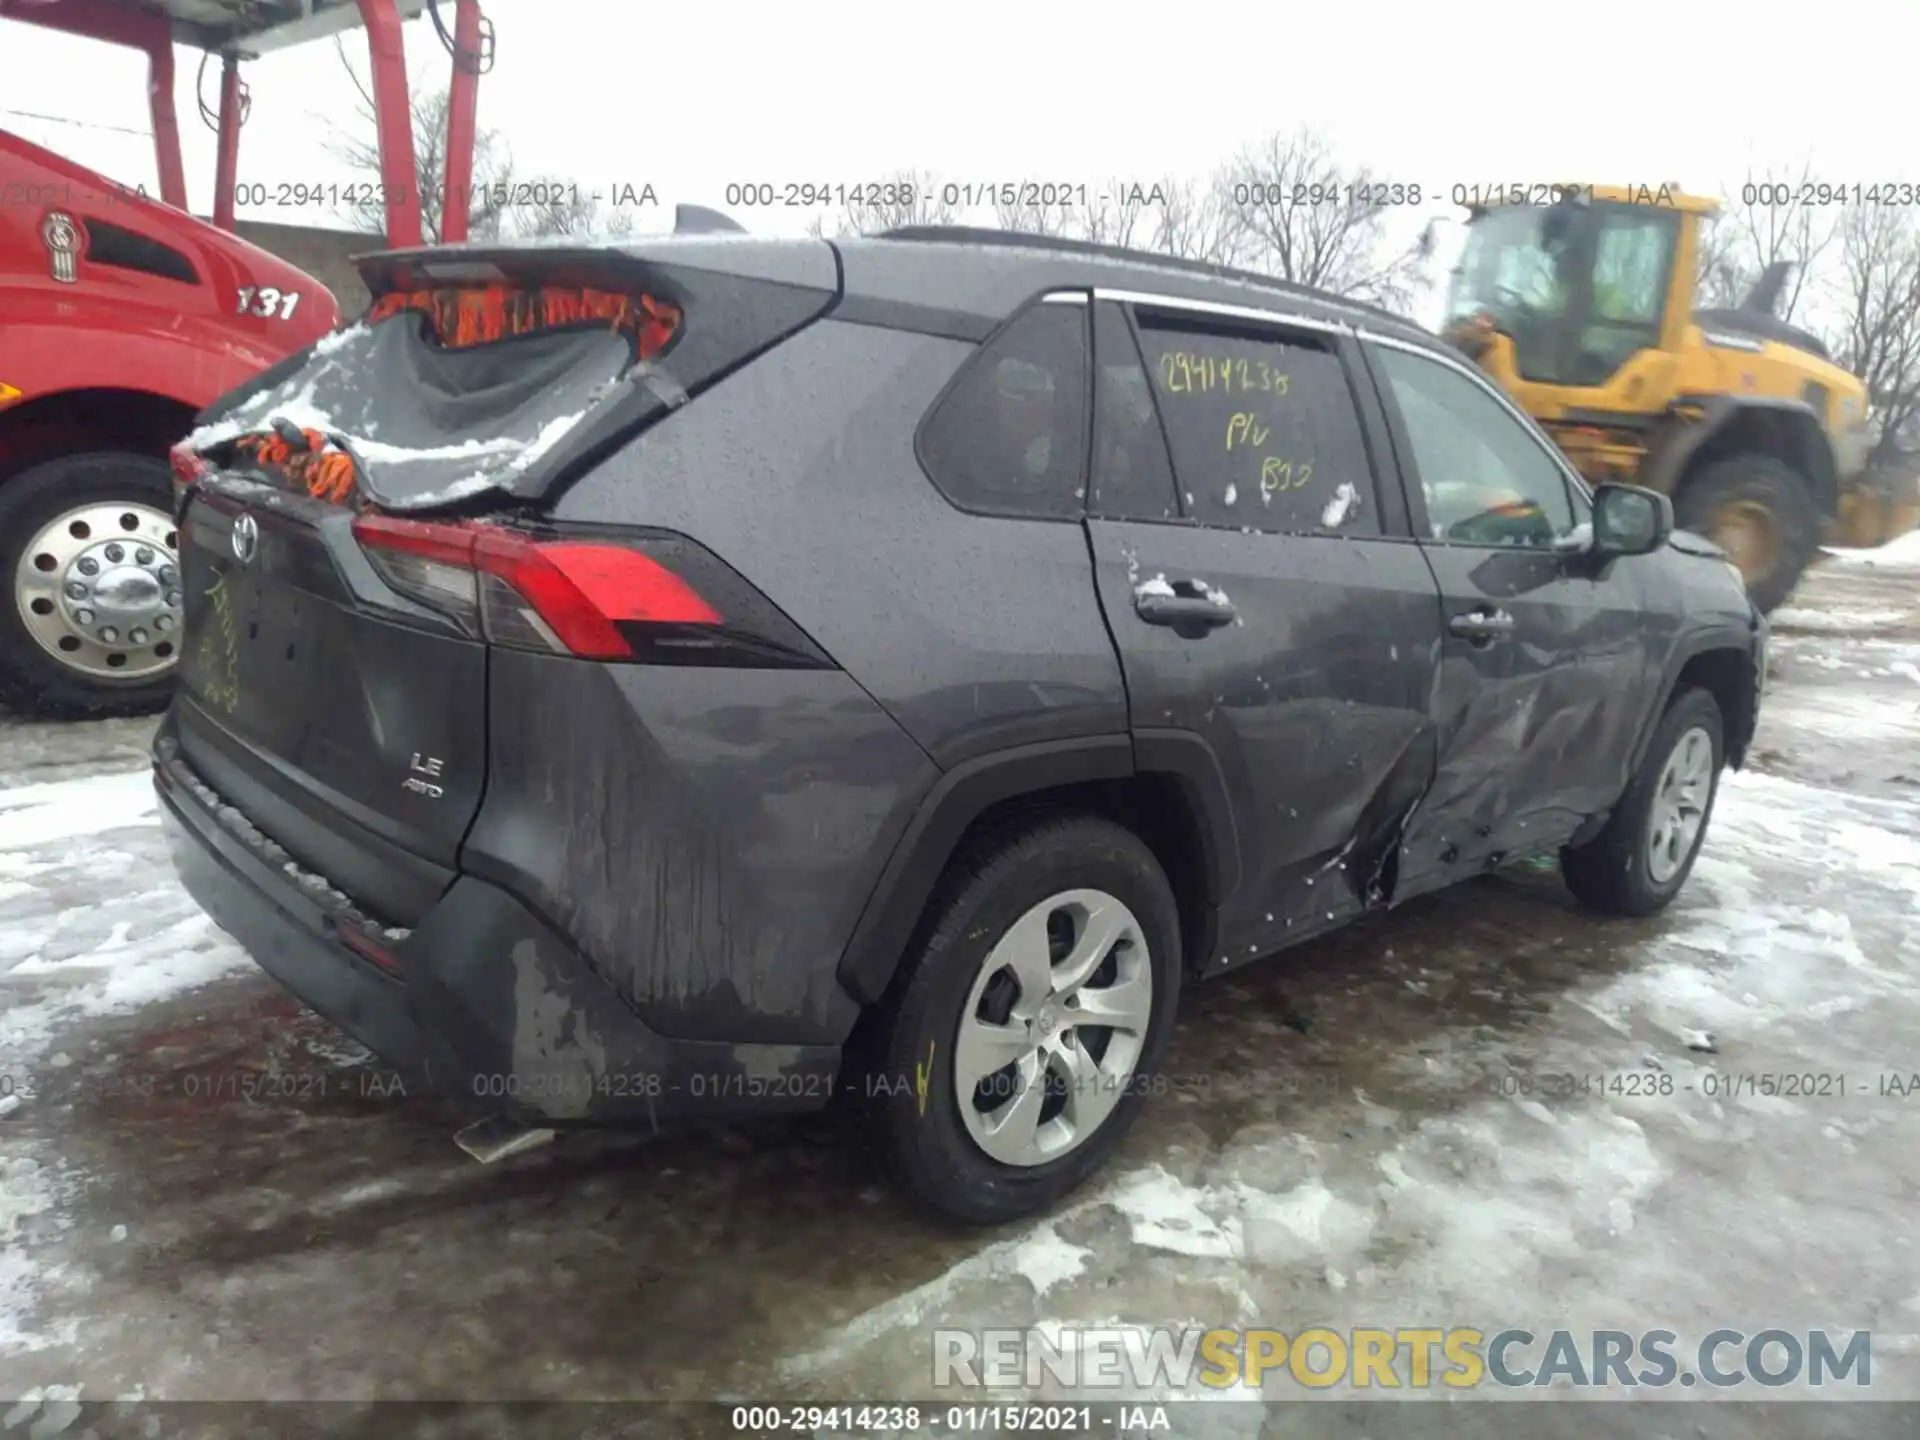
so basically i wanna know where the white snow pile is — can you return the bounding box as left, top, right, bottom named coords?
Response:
left=1823, top=528, right=1920, bottom=569
left=0, top=770, right=158, bottom=850
left=1769, top=606, right=1910, bottom=636
left=774, top=762, right=1920, bottom=1401
left=1194, top=579, right=1233, bottom=609
left=1130, top=575, right=1235, bottom=610
left=0, top=770, right=252, bottom=1061
left=1320, top=482, right=1359, bottom=529
left=0, top=1146, right=85, bottom=1357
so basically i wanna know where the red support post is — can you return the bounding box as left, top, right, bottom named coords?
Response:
left=438, top=0, right=483, bottom=243
left=355, top=0, right=424, bottom=248
left=0, top=1, right=188, bottom=208
left=145, top=33, right=188, bottom=210
left=211, top=55, right=242, bottom=231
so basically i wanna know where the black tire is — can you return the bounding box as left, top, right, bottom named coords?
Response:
left=1672, top=453, right=1820, bottom=615
left=0, top=453, right=179, bottom=719
left=869, top=814, right=1183, bottom=1225
left=1562, top=687, right=1725, bottom=917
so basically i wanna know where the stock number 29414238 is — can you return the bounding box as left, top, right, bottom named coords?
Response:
left=1485, top=1071, right=1675, bottom=1099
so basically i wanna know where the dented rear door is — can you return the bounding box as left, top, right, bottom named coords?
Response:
left=1086, top=299, right=1442, bottom=963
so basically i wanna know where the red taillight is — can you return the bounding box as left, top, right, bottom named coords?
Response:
left=170, top=441, right=210, bottom=489
left=349, top=513, right=476, bottom=568
left=338, top=924, right=402, bottom=976
left=477, top=533, right=722, bottom=658
left=350, top=514, right=723, bottom=660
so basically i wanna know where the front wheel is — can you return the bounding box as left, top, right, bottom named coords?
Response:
left=1562, top=687, right=1726, bottom=917
left=1672, top=453, right=1820, bottom=615
left=869, top=815, right=1183, bottom=1225
left=0, top=453, right=182, bottom=718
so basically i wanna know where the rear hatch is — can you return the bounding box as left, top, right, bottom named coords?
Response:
left=168, top=238, right=840, bottom=926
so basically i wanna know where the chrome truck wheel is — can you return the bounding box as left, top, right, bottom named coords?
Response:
left=15, top=500, right=182, bottom=681
left=0, top=453, right=182, bottom=718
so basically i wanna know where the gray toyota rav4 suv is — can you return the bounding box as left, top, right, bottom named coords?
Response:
left=159, top=225, right=1765, bottom=1223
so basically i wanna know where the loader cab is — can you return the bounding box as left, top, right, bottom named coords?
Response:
left=1444, top=191, right=1699, bottom=392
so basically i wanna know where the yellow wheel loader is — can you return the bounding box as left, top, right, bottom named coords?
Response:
left=1440, top=185, right=1917, bottom=614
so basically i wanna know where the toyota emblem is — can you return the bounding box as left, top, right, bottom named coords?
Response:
left=231, top=513, right=259, bottom=565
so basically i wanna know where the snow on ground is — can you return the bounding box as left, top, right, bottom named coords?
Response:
left=0, top=560, right=1917, bottom=1420
left=0, top=756, right=251, bottom=1368
left=1769, top=606, right=1910, bottom=635
left=0, top=768, right=250, bottom=1062
left=775, top=766, right=1920, bottom=1405
left=1822, top=529, right=1920, bottom=569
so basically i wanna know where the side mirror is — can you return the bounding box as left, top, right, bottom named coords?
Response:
left=1590, top=483, right=1672, bottom=558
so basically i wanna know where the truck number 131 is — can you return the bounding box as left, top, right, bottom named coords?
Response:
left=236, top=286, right=301, bottom=320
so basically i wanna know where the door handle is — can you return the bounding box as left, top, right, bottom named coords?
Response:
left=1136, top=587, right=1236, bottom=632
left=1448, top=608, right=1515, bottom=641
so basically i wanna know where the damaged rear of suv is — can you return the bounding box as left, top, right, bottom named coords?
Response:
left=158, top=235, right=867, bottom=1124
left=159, top=224, right=1763, bottom=1224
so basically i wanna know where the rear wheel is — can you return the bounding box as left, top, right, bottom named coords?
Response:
left=869, top=814, right=1182, bottom=1224
left=1672, top=453, right=1820, bottom=615
left=0, top=453, right=182, bottom=718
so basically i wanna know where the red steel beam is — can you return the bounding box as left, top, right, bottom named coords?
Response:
left=437, top=0, right=483, bottom=242
left=145, top=22, right=187, bottom=208
left=354, top=0, right=423, bottom=247
left=0, top=0, right=189, bottom=209
left=211, top=54, right=242, bottom=231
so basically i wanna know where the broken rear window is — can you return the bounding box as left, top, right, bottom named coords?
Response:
left=186, top=283, right=683, bottom=510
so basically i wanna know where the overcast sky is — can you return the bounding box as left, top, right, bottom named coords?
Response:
left=2, top=0, right=1906, bottom=329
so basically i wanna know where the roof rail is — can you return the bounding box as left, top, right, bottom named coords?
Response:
left=875, top=226, right=1409, bottom=327
left=675, top=204, right=749, bottom=235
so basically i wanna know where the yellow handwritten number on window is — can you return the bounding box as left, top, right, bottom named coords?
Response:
left=1260, top=457, right=1312, bottom=498
left=1159, top=351, right=1292, bottom=397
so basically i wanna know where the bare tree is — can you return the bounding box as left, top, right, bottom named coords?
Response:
left=1074, top=183, right=1149, bottom=249
left=1829, top=202, right=1920, bottom=475
left=1697, top=162, right=1840, bottom=321
left=327, top=39, right=523, bottom=241
left=1144, top=172, right=1242, bottom=265
left=1218, top=129, right=1429, bottom=311
left=986, top=175, right=1241, bottom=264
left=808, top=169, right=959, bottom=237
left=992, top=189, right=1077, bottom=238
left=1693, top=209, right=1748, bottom=311
left=510, top=183, right=639, bottom=240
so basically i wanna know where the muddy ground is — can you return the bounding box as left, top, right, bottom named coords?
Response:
left=2, top=549, right=1918, bottom=1440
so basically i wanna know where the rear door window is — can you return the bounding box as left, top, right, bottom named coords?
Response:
left=1089, top=301, right=1182, bottom=522
left=918, top=298, right=1090, bottom=520
left=1133, top=312, right=1378, bottom=535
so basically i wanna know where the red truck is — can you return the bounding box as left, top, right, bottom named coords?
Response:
left=0, top=0, right=485, bottom=718
left=0, top=132, right=341, bottom=716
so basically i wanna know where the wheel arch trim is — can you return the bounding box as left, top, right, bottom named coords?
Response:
left=1630, top=630, right=1761, bottom=779
left=834, top=731, right=1242, bottom=1006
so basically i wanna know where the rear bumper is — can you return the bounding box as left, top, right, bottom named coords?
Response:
left=155, top=732, right=843, bottom=1126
